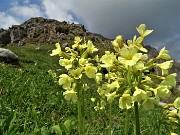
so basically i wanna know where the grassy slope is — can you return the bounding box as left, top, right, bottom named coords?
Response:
left=0, top=44, right=180, bottom=134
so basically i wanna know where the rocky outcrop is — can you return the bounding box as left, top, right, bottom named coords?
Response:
left=0, top=48, right=18, bottom=64
left=0, top=17, right=110, bottom=49
left=0, top=29, right=11, bottom=45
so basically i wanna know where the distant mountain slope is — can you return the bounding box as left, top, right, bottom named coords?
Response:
left=0, top=17, right=179, bottom=89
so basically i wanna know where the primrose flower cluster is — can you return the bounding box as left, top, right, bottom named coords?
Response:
left=91, top=24, right=177, bottom=111
left=50, top=37, right=99, bottom=102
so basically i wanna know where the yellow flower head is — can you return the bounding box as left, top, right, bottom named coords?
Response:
left=59, top=74, right=73, bottom=89
left=152, top=85, right=171, bottom=99
left=84, top=64, right=97, bottom=78
left=59, top=59, right=73, bottom=69
left=160, top=73, right=177, bottom=89
left=79, top=58, right=88, bottom=66
left=105, top=91, right=118, bottom=103
left=173, top=97, right=180, bottom=109
left=101, top=51, right=116, bottom=67
left=170, top=132, right=178, bottom=135
left=118, top=46, right=142, bottom=66
left=133, top=87, right=148, bottom=102
left=74, top=36, right=82, bottom=44
left=63, top=89, right=77, bottom=103
left=127, top=36, right=147, bottom=52
left=136, top=24, right=153, bottom=37
left=142, top=98, right=159, bottom=110
left=95, top=73, right=102, bottom=84
left=91, top=98, right=96, bottom=102
left=110, top=80, right=120, bottom=90
left=70, top=68, right=82, bottom=79
left=50, top=43, right=62, bottom=56
left=157, top=47, right=171, bottom=60
left=167, top=109, right=178, bottom=117
left=48, top=70, right=57, bottom=78
left=86, top=40, right=98, bottom=53
left=156, top=60, right=173, bottom=70
left=119, top=94, right=132, bottom=109
left=112, top=35, right=124, bottom=51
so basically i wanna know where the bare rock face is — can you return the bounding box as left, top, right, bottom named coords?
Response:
left=0, top=29, right=11, bottom=45
left=0, top=48, right=19, bottom=64
left=0, top=17, right=110, bottom=48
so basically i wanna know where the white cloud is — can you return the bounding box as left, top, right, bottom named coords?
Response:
left=41, top=0, right=75, bottom=22
left=0, top=12, right=20, bottom=29
left=9, top=4, right=44, bottom=19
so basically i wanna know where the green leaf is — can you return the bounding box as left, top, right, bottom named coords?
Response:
left=3, top=111, right=16, bottom=131
left=51, top=125, right=62, bottom=135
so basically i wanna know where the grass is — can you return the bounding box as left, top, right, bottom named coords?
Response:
left=0, top=44, right=180, bottom=134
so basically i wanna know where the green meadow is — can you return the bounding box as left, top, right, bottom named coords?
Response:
left=0, top=44, right=179, bottom=135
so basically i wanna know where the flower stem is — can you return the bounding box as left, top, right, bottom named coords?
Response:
left=108, top=103, right=112, bottom=135
left=124, top=109, right=129, bottom=135
left=134, top=102, right=140, bottom=135
left=77, top=81, right=85, bottom=135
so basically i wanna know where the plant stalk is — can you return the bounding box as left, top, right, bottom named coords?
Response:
left=124, top=109, right=129, bottom=135
left=134, top=102, right=140, bottom=135
left=77, top=81, right=85, bottom=135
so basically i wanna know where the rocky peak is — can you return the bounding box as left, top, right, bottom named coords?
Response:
left=0, top=17, right=102, bottom=45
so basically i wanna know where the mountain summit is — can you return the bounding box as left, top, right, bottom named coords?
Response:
left=0, top=17, right=110, bottom=46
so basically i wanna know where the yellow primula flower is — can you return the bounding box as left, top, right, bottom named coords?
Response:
left=91, top=98, right=96, bottom=102
left=178, top=110, right=180, bottom=117
left=63, top=89, right=77, bottom=103
left=136, top=24, right=153, bottom=37
left=97, top=87, right=104, bottom=97
left=50, top=43, right=62, bottom=56
left=133, top=87, right=148, bottom=102
left=127, top=35, right=147, bottom=52
left=173, top=97, right=180, bottom=109
left=135, top=61, right=145, bottom=70
left=84, top=64, right=97, bottom=78
left=118, top=46, right=142, bottom=66
left=105, top=72, right=117, bottom=80
left=110, top=80, right=120, bottom=90
left=70, top=68, right=82, bottom=79
left=112, top=35, right=124, bottom=52
left=74, top=36, right=82, bottom=44
left=140, top=54, right=148, bottom=61
left=101, top=51, right=116, bottom=67
left=48, top=69, right=57, bottom=78
left=86, top=40, right=98, bottom=53
left=167, top=109, right=178, bottom=117
left=100, top=100, right=106, bottom=110
left=152, top=85, right=171, bottom=99
left=157, top=47, right=171, bottom=60
left=141, top=76, right=152, bottom=84
left=59, top=59, right=73, bottom=69
left=142, top=97, right=159, bottom=110
left=170, top=132, right=178, bottom=135
left=156, top=60, right=173, bottom=70
left=95, top=73, right=102, bottom=84
left=79, top=58, right=88, bottom=66
left=79, top=43, right=88, bottom=50
left=59, top=74, right=73, bottom=89
left=105, top=91, right=118, bottom=103
left=119, top=94, right=132, bottom=109
left=160, top=73, right=177, bottom=89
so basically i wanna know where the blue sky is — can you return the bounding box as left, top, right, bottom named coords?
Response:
left=0, top=0, right=180, bottom=61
